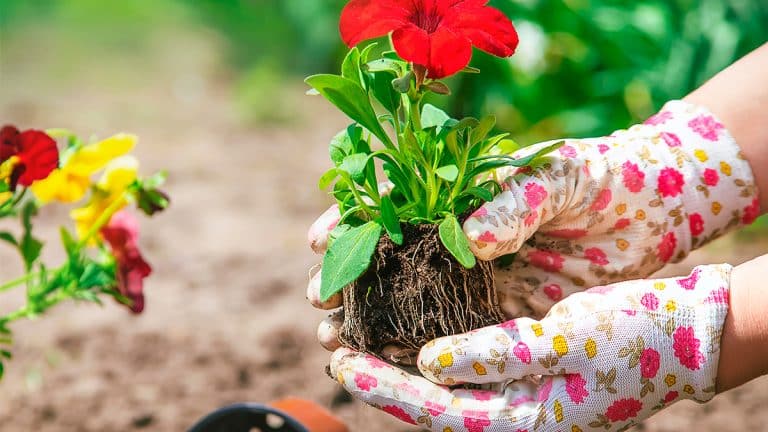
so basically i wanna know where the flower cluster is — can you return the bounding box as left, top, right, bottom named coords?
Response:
left=0, top=125, right=169, bottom=378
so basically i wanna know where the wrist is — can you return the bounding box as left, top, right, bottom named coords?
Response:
left=717, top=255, right=768, bottom=392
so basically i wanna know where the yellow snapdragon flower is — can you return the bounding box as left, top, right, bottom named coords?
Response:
left=32, top=134, right=136, bottom=203
left=0, top=156, right=18, bottom=203
left=70, top=156, right=139, bottom=242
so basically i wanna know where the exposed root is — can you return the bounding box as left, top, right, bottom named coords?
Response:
left=338, top=224, right=504, bottom=355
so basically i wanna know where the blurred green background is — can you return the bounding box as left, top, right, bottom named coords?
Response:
left=3, top=0, right=767, bottom=139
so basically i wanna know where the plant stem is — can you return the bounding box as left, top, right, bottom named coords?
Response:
left=0, top=273, right=36, bottom=294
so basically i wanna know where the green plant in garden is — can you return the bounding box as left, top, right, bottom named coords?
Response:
left=0, top=126, right=169, bottom=379
left=308, top=1, right=562, bottom=304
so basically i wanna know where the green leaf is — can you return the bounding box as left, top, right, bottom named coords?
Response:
left=305, top=74, right=389, bottom=145
left=371, top=71, right=401, bottom=114
left=341, top=47, right=362, bottom=85
left=59, top=227, right=79, bottom=261
left=340, top=153, right=370, bottom=186
left=392, top=72, right=413, bottom=93
left=435, top=165, right=459, bottom=182
left=439, top=215, right=476, bottom=268
left=0, top=231, right=17, bottom=247
left=318, top=168, right=340, bottom=190
left=460, top=186, right=494, bottom=203
left=365, top=58, right=401, bottom=74
left=421, top=104, right=451, bottom=131
left=471, top=115, right=496, bottom=146
left=380, top=196, right=403, bottom=245
left=470, top=141, right=564, bottom=167
left=0, top=182, right=8, bottom=193
left=20, top=202, right=42, bottom=271
left=320, top=221, right=382, bottom=301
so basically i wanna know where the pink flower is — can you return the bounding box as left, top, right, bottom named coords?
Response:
left=688, top=115, right=724, bottom=141
left=604, top=398, right=643, bottom=422
left=477, top=231, right=498, bottom=243
left=524, top=210, right=538, bottom=227
left=742, top=198, right=760, bottom=225
left=640, top=293, right=659, bottom=311
left=513, top=342, right=531, bottom=364
left=657, top=232, right=677, bottom=263
left=703, top=168, right=719, bottom=187
left=705, top=287, right=729, bottom=305
left=584, top=248, right=608, bottom=266
left=598, top=144, right=610, bottom=154
left=536, top=377, right=554, bottom=402
left=660, top=132, right=681, bottom=147
left=471, top=206, right=489, bottom=218
left=673, top=326, right=705, bottom=370
left=543, top=284, right=563, bottom=302
left=524, top=182, right=548, bottom=208
left=645, top=111, right=673, bottom=126
left=528, top=250, right=564, bottom=272
left=621, top=161, right=646, bottom=193
left=500, top=320, right=518, bottom=330
left=590, top=189, right=612, bottom=211
left=382, top=405, right=416, bottom=425
left=463, top=410, right=491, bottom=432
left=658, top=167, right=685, bottom=197
left=471, top=390, right=494, bottom=401
left=101, top=211, right=152, bottom=314
left=425, top=401, right=446, bottom=417
left=614, top=218, right=631, bottom=230
left=354, top=373, right=378, bottom=391
left=544, top=228, right=587, bottom=239
left=640, top=348, right=661, bottom=378
left=663, top=391, right=679, bottom=404
left=559, top=145, right=577, bottom=158
left=508, top=396, right=534, bottom=407
left=677, top=268, right=701, bottom=290
left=565, top=373, right=588, bottom=404
left=689, top=213, right=705, bottom=236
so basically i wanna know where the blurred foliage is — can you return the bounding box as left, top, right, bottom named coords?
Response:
left=2, top=0, right=765, bottom=140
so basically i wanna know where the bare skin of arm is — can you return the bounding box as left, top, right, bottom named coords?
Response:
left=717, top=254, right=768, bottom=392
left=685, top=42, right=768, bottom=212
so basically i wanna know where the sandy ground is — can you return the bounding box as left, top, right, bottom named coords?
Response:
left=0, top=21, right=766, bottom=432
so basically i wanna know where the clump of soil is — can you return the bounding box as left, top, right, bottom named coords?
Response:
left=338, top=224, right=504, bottom=354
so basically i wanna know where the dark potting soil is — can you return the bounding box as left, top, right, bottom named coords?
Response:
left=338, top=224, right=505, bottom=354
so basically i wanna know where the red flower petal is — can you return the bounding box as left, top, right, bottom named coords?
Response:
left=15, top=130, right=59, bottom=186
left=392, top=23, right=432, bottom=67
left=0, top=125, right=20, bottom=161
left=102, top=212, right=152, bottom=314
left=442, top=1, right=518, bottom=57
left=339, top=0, right=412, bottom=47
left=394, top=24, right=472, bottom=78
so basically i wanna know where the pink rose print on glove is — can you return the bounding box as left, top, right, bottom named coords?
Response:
left=558, top=145, right=577, bottom=158
left=688, top=115, right=724, bottom=141
left=689, top=213, right=705, bottom=236
left=543, top=284, right=563, bottom=301
left=382, top=405, right=416, bottom=425
left=425, top=401, right=446, bottom=417
left=664, top=391, right=680, bottom=404
left=705, top=287, right=729, bottom=305
left=673, top=326, right=705, bottom=370
left=524, top=182, right=548, bottom=208
left=614, top=218, right=631, bottom=230
left=463, top=410, right=491, bottom=432
left=537, top=377, right=554, bottom=402
left=677, top=268, right=700, bottom=290
left=565, top=373, right=589, bottom=404
left=622, top=161, right=646, bottom=193
left=513, top=341, right=532, bottom=364
left=640, top=348, right=661, bottom=378
left=598, top=143, right=610, bottom=154
left=528, top=250, right=564, bottom=272
left=354, top=373, right=378, bottom=391
left=657, top=232, right=677, bottom=263
left=660, top=132, right=681, bottom=147
left=658, top=167, right=685, bottom=197
left=584, top=248, right=609, bottom=266
left=742, top=198, right=760, bottom=225
left=640, top=292, right=659, bottom=311
left=590, top=189, right=613, bottom=211
left=644, top=110, right=673, bottom=125
left=703, top=168, right=719, bottom=187
left=477, top=231, right=498, bottom=243
left=605, top=398, right=643, bottom=422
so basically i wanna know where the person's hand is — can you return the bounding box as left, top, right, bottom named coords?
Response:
left=309, top=100, right=758, bottom=323
left=330, top=264, right=733, bottom=431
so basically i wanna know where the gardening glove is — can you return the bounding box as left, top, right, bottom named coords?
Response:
left=330, top=264, right=732, bottom=431
left=308, top=100, right=758, bottom=320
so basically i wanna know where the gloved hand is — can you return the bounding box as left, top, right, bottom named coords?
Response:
left=308, top=100, right=758, bottom=320
left=330, top=264, right=733, bottom=431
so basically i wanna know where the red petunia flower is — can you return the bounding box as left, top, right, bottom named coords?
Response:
left=339, top=0, right=518, bottom=79
left=0, top=125, right=59, bottom=189
left=101, top=211, right=152, bottom=314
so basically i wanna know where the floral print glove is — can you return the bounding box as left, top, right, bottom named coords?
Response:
left=468, top=100, right=757, bottom=317
left=331, top=264, right=732, bottom=432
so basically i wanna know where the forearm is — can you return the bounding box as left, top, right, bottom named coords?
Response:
left=684, top=42, right=768, bottom=213
left=716, top=254, right=768, bottom=392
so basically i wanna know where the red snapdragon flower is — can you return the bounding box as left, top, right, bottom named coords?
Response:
left=0, top=125, right=59, bottom=190
left=340, top=0, right=518, bottom=79
left=101, top=211, right=152, bottom=314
